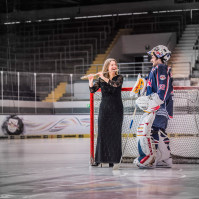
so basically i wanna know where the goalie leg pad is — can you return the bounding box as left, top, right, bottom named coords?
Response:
left=155, top=130, right=172, bottom=168
left=134, top=112, right=156, bottom=168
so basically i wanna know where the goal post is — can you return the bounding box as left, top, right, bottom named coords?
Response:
left=90, top=86, right=199, bottom=164
left=90, top=92, right=95, bottom=165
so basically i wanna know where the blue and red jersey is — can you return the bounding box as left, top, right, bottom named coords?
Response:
left=146, top=64, right=173, bottom=130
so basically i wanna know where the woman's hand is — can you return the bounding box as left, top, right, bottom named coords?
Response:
left=88, top=74, right=94, bottom=87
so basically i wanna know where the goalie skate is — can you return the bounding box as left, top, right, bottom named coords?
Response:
left=134, top=156, right=155, bottom=169
left=155, top=158, right=172, bottom=168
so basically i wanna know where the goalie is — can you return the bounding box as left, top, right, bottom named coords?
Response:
left=132, top=45, right=173, bottom=168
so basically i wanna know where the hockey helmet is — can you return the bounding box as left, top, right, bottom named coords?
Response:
left=147, top=45, right=171, bottom=62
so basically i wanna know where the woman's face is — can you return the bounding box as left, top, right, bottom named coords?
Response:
left=108, top=61, right=118, bottom=72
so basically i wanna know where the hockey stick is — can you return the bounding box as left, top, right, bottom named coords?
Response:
left=113, top=106, right=137, bottom=170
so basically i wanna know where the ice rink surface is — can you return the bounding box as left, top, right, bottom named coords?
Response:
left=0, top=138, right=199, bottom=199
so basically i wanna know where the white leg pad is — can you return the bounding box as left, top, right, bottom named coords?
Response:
left=134, top=112, right=156, bottom=168
left=155, top=131, right=172, bottom=168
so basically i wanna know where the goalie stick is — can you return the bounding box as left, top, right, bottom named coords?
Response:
left=113, top=106, right=137, bottom=170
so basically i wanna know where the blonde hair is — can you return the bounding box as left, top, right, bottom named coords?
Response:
left=102, top=58, right=118, bottom=79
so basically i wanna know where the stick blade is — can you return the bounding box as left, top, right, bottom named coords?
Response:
left=113, top=163, right=120, bottom=170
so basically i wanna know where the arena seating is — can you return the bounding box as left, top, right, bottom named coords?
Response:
left=0, top=11, right=198, bottom=102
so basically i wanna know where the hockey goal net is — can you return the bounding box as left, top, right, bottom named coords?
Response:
left=90, top=86, right=199, bottom=164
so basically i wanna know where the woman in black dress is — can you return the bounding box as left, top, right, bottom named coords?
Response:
left=89, top=58, right=123, bottom=167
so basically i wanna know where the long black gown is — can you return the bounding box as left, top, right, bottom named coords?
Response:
left=89, top=75, right=123, bottom=164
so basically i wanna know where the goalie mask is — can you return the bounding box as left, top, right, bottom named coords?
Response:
left=147, top=45, right=171, bottom=63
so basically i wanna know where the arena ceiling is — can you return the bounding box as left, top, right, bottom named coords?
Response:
left=0, top=0, right=149, bottom=14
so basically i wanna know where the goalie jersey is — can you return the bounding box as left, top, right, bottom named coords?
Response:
left=146, top=64, right=173, bottom=130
